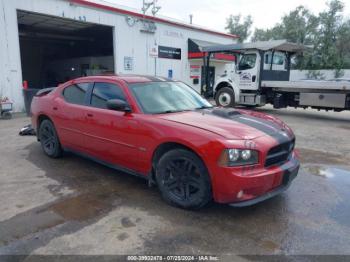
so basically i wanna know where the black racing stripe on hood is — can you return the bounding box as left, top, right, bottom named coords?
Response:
left=209, top=108, right=292, bottom=143
left=233, top=115, right=291, bottom=144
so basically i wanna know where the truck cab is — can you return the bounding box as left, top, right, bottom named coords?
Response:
left=213, top=48, right=291, bottom=107
left=202, top=40, right=350, bottom=111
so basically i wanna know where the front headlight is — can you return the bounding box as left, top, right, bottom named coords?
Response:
left=219, top=149, right=259, bottom=166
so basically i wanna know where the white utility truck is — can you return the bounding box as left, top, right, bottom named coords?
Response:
left=201, top=40, right=350, bottom=111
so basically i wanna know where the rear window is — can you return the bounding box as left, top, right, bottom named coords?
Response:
left=265, top=53, right=285, bottom=65
left=63, top=83, right=89, bottom=105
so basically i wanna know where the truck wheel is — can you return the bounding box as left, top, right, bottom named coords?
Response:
left=39, top=119, right=62, bottom=158
left=156, top=149, right=212, bottom=210
left=215, top=87, right=235, bottom=107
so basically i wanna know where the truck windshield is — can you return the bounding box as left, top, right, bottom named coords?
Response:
left=129, top=81, right=213, bottom=114
left=238, top=54, right=257, bottom=70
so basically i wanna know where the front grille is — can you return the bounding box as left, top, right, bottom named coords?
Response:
left=265, top=139, right=295, bottom=167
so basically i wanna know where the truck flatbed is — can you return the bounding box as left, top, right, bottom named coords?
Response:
left=262, top=80, right=350, bottom=92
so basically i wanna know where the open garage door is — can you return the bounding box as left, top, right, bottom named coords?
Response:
left=17, top=10, right=115, bottom=89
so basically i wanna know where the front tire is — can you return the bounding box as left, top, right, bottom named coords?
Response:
left=215, top=87, right=235, bottom=107
left=156, top=149, right=211, bottom=209
left=39, top=119, right=62, bottom=158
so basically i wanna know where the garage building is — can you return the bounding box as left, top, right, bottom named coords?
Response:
left=0, top=0, right=237, bottom=111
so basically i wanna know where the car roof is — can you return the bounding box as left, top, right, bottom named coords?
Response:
left=74, top=74, right=175, bottom=84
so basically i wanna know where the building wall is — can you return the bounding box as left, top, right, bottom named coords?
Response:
left=0, top=0, right=236, bottom=111
left=0, top=0, right=23, bottom=110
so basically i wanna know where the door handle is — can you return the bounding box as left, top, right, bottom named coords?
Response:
left=87, top=113, right=93, bottom=117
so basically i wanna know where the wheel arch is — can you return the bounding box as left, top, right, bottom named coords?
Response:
left=152, top=142, right=204, bottom=169
left=149, top=141, right=210, bottom=185
left=37, top=114, right=54, bottom=140
left=214, top=81, right=240, bottom=102
left=215, top=81, right=232, bottom=94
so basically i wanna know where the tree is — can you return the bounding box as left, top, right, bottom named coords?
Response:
left=252, top=6, right=318, bottom=44
left=337, top=20, right=350, bottom=68
left=315, top=0, right=345, bottom=70
left=225, top=14, right=253, bottom=42
left=249, top=0, right=350, bottom=70
left=251, top=25, right=284, bottom=42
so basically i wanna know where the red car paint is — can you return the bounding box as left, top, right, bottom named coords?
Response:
left=31, top=75, right=299, bottom=205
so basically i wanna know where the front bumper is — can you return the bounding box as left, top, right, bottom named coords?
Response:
left=211, top=152, right=300, bottom=205
left=229, top=163, right=299, bottom=207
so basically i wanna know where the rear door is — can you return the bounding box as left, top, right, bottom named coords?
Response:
left=54, top=82, right=92, bottom=151
left=83, top=81, right=142, bottom=172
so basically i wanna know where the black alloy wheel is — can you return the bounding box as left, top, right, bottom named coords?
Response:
left=156, top=149, right=211, bottom=209
left=39, top=119, right=62, bottom=158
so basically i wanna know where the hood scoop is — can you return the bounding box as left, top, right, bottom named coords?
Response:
left=211, top=108, right=241, bottom=118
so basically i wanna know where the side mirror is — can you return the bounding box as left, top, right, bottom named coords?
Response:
left=106, top=99, right=132, bottom=113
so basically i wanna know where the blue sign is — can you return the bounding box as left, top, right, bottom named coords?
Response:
left=168, top=69, right=173, bottom=79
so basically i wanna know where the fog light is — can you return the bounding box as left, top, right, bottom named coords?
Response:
left=237, top=190, right=243, bottom=199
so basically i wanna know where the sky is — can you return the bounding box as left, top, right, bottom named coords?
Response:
left=95, top=0, right=350, bottom=34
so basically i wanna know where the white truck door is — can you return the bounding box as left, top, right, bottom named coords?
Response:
left=237, top=52, right=260, bottom=91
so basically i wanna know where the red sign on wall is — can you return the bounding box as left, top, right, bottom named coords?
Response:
left=190, top=65, right=201, bottom=79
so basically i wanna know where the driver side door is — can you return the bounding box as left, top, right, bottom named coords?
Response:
left=83, top=81, right=142, bottom=172
left=237, top=52, right=260, bottom=90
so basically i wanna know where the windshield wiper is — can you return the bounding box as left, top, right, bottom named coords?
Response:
left=156, top=107, right=212, bottom=114
left=157, top=109, right=191, bottom=114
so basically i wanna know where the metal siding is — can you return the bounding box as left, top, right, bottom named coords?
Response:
left=0, top=0, right=236, bottom=111
left=0, top=0, right=5, bottom=101
left=0, top=0, right=23, bottom=111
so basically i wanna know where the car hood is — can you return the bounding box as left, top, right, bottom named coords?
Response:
left=157, top=108, right=293, bottom=141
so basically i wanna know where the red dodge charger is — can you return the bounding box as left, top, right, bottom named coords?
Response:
left=31, top=75, right=299, bottom=209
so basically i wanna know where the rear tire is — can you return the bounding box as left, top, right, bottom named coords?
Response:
left=156, top=149, right=211, bottom=209
left=39, top=119, right=62, bottom=158
left=215, top=87, right=235, bottom=107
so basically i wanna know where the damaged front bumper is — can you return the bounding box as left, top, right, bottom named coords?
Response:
left=229, top=163, right=299, bottom=207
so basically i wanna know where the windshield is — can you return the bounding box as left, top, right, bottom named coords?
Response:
left=129, top=81, right=213, bottom=114
left=238, top=54, right=257, bottom=70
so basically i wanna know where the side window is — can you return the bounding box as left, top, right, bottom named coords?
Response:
left=265, top=52, right=285, bottom=65
left=63, top=83, right=89, bottom=105
left=238, top=54, right=257, bottom=70
left=91, top=82, right=126, bottom=109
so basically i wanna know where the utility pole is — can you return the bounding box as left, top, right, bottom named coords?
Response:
left=142, top=0, right=152, bottom=15
left=142, top=1, right=161, bottom=77
left=142, top=0, right=161, bottom=16
left=189, top=14, right=193, bottom=24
